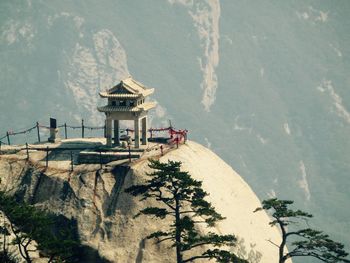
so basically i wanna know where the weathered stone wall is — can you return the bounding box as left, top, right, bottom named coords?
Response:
left=0, top=157, right=177, bottom=262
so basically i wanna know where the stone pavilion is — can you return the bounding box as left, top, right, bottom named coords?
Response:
left=97, top=77, right=156, bottom=148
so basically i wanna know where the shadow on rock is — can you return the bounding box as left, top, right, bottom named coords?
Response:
left=104, top=165, right=130, bottom=217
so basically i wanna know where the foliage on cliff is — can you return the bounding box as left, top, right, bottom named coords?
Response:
left=126, top=159, right=248, bottom=263
left=255, top=198, right=350, bottom=263
left=0, top=191, right=79, bottom=263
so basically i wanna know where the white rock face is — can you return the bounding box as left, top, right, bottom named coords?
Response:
left=135, top=141, right=290, bottom=263
left=0, top=140, right=290, bottom=262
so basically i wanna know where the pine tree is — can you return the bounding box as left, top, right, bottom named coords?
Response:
left=125, top=159, right=247, bottom=263
left=0, top=192, right=79, bottom=263
left=0, top=217, right=17, bottom=263
left=254, top=198, right=350, bottom=263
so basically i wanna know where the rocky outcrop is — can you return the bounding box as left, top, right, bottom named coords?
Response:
left=0, top=140, right=289, bottom=262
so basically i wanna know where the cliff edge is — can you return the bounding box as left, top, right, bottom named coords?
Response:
left=0, top=139, right=288, bottom=262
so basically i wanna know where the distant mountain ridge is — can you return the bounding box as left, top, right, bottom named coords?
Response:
left=1, top=2, right=349, bottom=262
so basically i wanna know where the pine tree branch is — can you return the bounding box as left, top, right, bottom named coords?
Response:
left=179, top=210, right=196, bottom=214
left=147, top=192, right=176, bottom=211
left=10, top=221, right=27, bottom=262
left=155, top=237, right=173, bottom=243
left=182, top=241, right=216, bottom=251
left=23, top=238, right=33, bottom=249
left=183, top=255, right=211, bottom=262
left=285, top=231, right=303, bottom=238
left=20, top=236, right=28, bottom=245
left=266, top=239, right=279, bottom=248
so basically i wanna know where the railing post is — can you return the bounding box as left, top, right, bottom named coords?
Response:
left=6, top=132, right=10, bottom=145
left=70, top=151, right=74, bottom=172
left=82, top=119, right=85, bottom=138
left=0, top=141, right=2, bottom=154
left=64, top=123, right=67, bottom=139
left=26, top=143, right=29, bottom=160
left=99, top=151, right=102, bottom=169
left=46, top=146, right=49, bottom=168
left=128, top=143, right=131, bottom=162
left=168, top=120, right=173, bottom=139
left=36, top=122, right=41, bottom=143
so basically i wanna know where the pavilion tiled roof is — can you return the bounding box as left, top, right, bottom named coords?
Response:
left=99, top=92, right=139, bottom=98
left=100, top=77, right=154, bottom=98
left=97, top=102, right=157, bottom=113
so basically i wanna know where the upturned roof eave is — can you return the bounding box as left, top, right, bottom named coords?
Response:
left=97, top=102, right=157, bottom=113
left=99, top=92, right=141, bottom=98
left=99, top=88, right=154, bottom=98
left=105, top=77, right=154, bottom=96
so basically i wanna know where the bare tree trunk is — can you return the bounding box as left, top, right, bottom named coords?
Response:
left=175, top=195, right=183, bottom=263
left=10, top=222, right=32, bottom=263
left=278, top=220, right=286, bottom=263
left=23, top=243, right=32, bottom=263
left=2, top=214, right=7, bottom=256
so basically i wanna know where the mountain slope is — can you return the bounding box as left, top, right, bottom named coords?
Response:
left=0, top=139, right=285, bottom=262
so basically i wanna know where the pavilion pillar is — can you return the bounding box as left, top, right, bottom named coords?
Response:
left=106, top=117, right=112, bottom=147
left=141, top=116, right=147, bottom=145
left=113, top=120, right=120, bottom=146
left=134, top=118, right=140, bottom=148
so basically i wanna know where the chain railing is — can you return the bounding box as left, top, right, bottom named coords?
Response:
left=0, top=120, right=188, bottom=148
